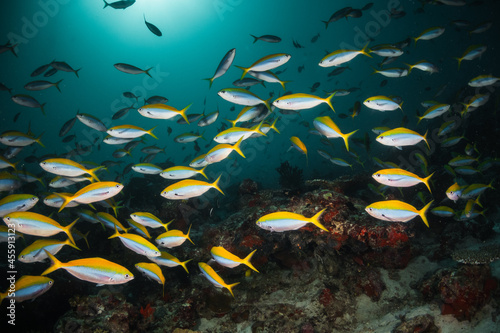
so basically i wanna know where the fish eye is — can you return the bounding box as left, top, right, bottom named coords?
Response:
left=20, top=255, right=24, bottom=259
left=5, top=217, right=10, bottom=221
left=376, top=174, right=381, bottom=177
left=115, top=185, right=121, bottom=188
left=125, top=274, right=129, bottom=278
left=379, top=136, right=384, bottom=139
left=49, top=280, right=53, bottom=285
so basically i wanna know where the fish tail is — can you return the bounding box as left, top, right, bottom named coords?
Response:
left=226, top=282, right=240, bottom=298
left=88, top=166, right=103, bottom=182
left=322, top=20, right=329, bottom=29
left=36, top=132, right=45, bottom=147
left=40, top=103, right=46, bottom=116
left=186, top=224, right=195, bottom=245
left=148, top=126, right=158, bottom=139
left=423, top=172, right=434, bottom=193
left=64, top=218, right=79, bottom=246
left=370, top=66, right=379, bottom=75
left=236, top=65, right=249, bottom=80
left=269, top=117, right=280, bottom=134
left=224, top=118, right=237, bottom=127
left=243, top=249, right=259, bottom=273
left=342, top=129, right=358, bottom=151
left=179, top=104, right=192, bottom=124
left=55, top=192, right=73, bottom=213
left=144, top=67, right=153, bottom=78
left=423, top=130, right=430, bottom=150
left=309, top=208, right=328, bottom=232
left=404, top=63, right=413, bottom=74
left=161, top=219, right=173, bottom=232
left=398, top=101, right=404, bottom=112
left=418, top=200, right=434, bottom=228
left=413, top=37, right=419, bottom=46
left=55, top=79, right=63, bottom=93
left=103, top=0, right=109, bottom=9
left=232, top=137, right=246, bottom=158
left=108, top=224, right=121, bottom=239
left=475, top=195, right=483, bottom=208
left=280, top=80, right=291, bottom=91
left=416, top=115, right=423, bottom=125
left=41, top=251, right=64, bottom=276
left=202, top=78, right=214, bottom=89
left=211, top=174, right=225, bottom=195
left=255, top=121, right=267, bottom=137
left=74, top=69, right=81, bottom=78
left=455, top=57, right=463, bottom=70
left=65, top=236, right=81, bottom=251
left=360, top=42, right=372, bottom=58
left=180, top=259, right=192, bottom=274
left=250, top=34, right=259, bottom=43
left=263, top=97, right=272, bottom=111
left=198, top=165, right=208, bottom=180
left=325, top=92, right=336, bottom=112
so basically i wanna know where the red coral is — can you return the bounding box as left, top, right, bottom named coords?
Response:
left=140, top=303, right=155, bottom=320
left=319, top=288, right=333, bottom=306
left=241, top=234, right=264, bottom=248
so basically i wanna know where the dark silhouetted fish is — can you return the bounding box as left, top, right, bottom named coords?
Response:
left=112, top=104, right=135, bottom=120
left=51, top=61, right=81, bottom=77
left=361, top=3, right=374, bottom=10
left=292, top=39, right=304, bottom=48
left=167, top=127, right=172, bottom=136
left=62, top=135, right=76, bottom=143
left=311, top=33, right=320, bottom=43
left=0, top=41, right=17, bottom=57
left=103, top=0, right=135, bottom=9
left=114, top=63, right=152, bottom=77
left=145, top=95, right=168, bottom=104
left=25, top=80, right=63, bottom=93
left=123, top=91, right=138, bottom=101
left=59, top=114, right=77, bottom=137
left=43, top=67, right=58, bottom=77
left=203, top=48, right=236, bottom=88
left=13, top=112, right=20, bottom=122
left=11, top=94, right=46, bottom=115
left=380, top=79, right=388, bottom=87
left=144, top=14, right=162, bottom=36
left=31, top=63, right=52, bottom=77
left=328, top=66, right=349, bottom=77
left=0, top=82, right=12, bottom=95
left=250, top=34, right=281, bottom=43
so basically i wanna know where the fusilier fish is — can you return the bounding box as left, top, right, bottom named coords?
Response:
left=365, top=200, right=433, bottom=227
left=256, top=209, right=328, bottom=232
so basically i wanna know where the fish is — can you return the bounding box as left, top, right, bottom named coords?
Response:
left=18, top=238, right=80, bottom=263
left=130, top=212, right=171, bottom=231
left=137, top=103, right=191, bottom=123
left=372, top=67, right=408, bottom=78
left=161, top=175, right=224, bottom=200
left=135, top=263, right=165, bottom=295
left=369, top=45, right=403, bottom=57
left=96, top=212, right=128, bottom=232
left=43, top=68, right=58, bottom=77
left=159, top=166, right=207, bottom=181
left=205, top=137, right=246, bottom=165
left=250, top=34, right=281, bottom=43
left=30, top=63, right=52, bottom=77
left=445, top=182, right=465, bottom=201
left=156, top=225, right=194, bottom=248
left=198, top=262, right=239, bottom=297
left=11, top=94, right=46, bottom=115
left=431, top=206, right=455, bottom=218
left=109, top=226, right=161, bottom=257
left=461, top=182, right=494, bottom=200
left=132, top=163, right=163, bottom=175
left=103, top=0, right=135, bottom=9
left=174, top=132, right=204, bottom=143
left=405, top=61, right=439, bottom=74
left=24, top=80, right=63, bottom=92
left=289, top=136, right=308, bottom=164
left=147, top=251, right=191, bottom=273
left=468, top=75, right=499, bottom=88
left=3, top=212, right=77, bottom=244
left=42, top=251, right=134, bottom=286
left=213, top=122, right=266, bottom=144
left=218, top=88, right=271, bottom=110
left=0, top=194, right=39, bottom=217
left=236, top=53, right=291, bottom=79
left=329, top=157, right=351, bottom=168
left=448, top=155, right=477, bottom=167
left=50, top=61, right=81, bottom=77
left=114, top=63, right=152, bottom=77
left=232, top=78, right=264, bottom=87
left=417, top=104, right=450, bottom=123
left=54, top=181, right=124, bottom=212
left=413, top=27, right=445, bottom=44
left=107, top=125, right=157, bottom=139
left=318, top=43, right=371, bottom=67
left=376, top=128, right=429, bottom=150
left=143, top=14, right=162, bottom=36
left=256, top=209, right=328, bottom=232
left=112, top=104, right=135, bottom=120
left=40, top=158, right=103, bottom=181
left=211, top=246, right=258, bottom=272
left=76, top=113, right=107, bottom=132
left=0, top=276, right=53, bottom=304
left=322, top=7, right=353, bottom=29
left=204, top=48, right=236, bottom=88
left=198, top=111, right=219, bottom=127
left=372, top=169, right=433, bottom=192
left=248, top=70, right=289, bottom=90
left=145, top=95, right=168, bottom=104
left=273, top=92, right=335, bottom=112
left=312, top=116, right=357, bottom=151
left=59, top=115, right=77, bottom=137
left=365, top=200, right=433, bottom=227
left=363, top=95, right=402, bottom=111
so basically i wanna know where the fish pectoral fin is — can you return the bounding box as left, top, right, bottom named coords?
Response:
left=395, top=146, right=402, bottom=150
left=96, top=283, right=105, bottom=287
left=381, top=214, right=397, bottom=222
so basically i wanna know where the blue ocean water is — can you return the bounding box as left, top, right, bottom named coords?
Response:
left=1, top=0, right=500, bottom=331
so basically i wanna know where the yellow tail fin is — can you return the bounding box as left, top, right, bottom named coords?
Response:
left=41, top=251, right=65, bottom=276
left=342, top=129, right=358, bottom=151
left=243, top=249, right=259, bottom=273
left=211, top=174, right=225, bottom=195
left=226, top=282, right=240, bottom=298
left=310, top=208, right=328, bottom=232
left=418, top=200, right=434, bottom=228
